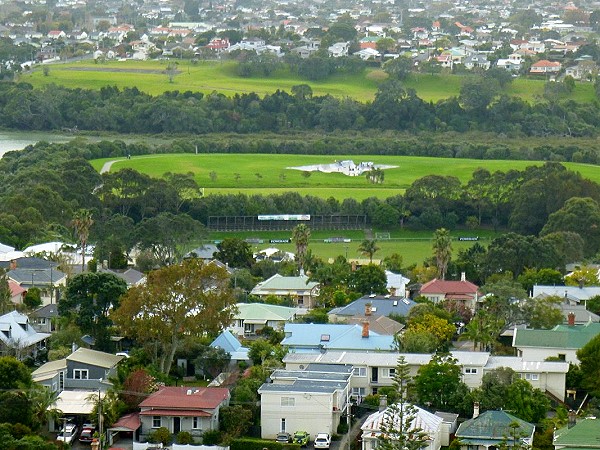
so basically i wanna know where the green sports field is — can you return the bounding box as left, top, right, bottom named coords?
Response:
left=92, top=153, right=600, bottom=200
left=22, top=59, right=596, bottom=103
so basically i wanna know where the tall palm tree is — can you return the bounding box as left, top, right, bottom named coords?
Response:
left=72, top=209, right=94, bottom=272
left=358, top=239, right=380, bottom=263
left=28, top=385, right=61, bottom=431
left=292, top=224, right=311, bottom=272
left=432, top=228, right=452, bottom=280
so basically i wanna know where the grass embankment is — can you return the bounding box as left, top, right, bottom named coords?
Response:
left=91, top=153, right=600, bottom=200
left=22, top=59, right=596, bottom=103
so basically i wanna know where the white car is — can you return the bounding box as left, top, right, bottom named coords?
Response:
left=314, top=433, right=331, bottom=449
left=56, top=423, right=78, bottom=444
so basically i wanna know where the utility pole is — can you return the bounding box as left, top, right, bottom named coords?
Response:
left=98, top=389, right=103, bottom=448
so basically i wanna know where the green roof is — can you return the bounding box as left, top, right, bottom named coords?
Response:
left=554, top=418, right=600, bottom=447
left=456, top=410, right=534, bottom=440
left=514, top=322, right=600, bottom=349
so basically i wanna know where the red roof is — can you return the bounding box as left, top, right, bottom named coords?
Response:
left=139, top=387, right=229, bottom=410
left=531, top=60, right=561, bottom=67
left=420, top=279, right=479, bottom=295
left=111, top=413, right=141, bottom=431
left=139, top=409, right=212, bottom=417
left=9, top=280, right=26, bottom=297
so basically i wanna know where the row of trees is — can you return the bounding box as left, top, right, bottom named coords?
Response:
left=2, top=79, right=600, bottom=138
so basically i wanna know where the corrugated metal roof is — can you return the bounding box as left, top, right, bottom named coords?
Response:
left=514, top=322, right=600, bottom=349
left=553, top=418, right=600, bottom=446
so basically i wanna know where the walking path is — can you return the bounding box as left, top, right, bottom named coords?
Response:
left=100, top=159, right=122, bottom=174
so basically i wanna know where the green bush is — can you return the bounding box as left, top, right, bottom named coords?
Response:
left=202, top=430, right=222, bottom=445
left=148, top=427, right=171, bottom=445
left=176, top=431, right=194, bottom=444
left=230, top=437, right=301, bottom=450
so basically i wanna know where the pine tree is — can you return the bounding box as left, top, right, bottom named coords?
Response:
left=378, top=356, right=428, bottom=450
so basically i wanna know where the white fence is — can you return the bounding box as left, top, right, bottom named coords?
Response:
left=133, top=444, right=229, bottom=450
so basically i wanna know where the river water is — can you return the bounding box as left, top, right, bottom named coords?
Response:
left=0, top=131, right=74, bottom=157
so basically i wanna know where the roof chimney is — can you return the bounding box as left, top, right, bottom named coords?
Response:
left=361, top=321, right=369, bottom=338
left=379, top=395, right=388, bottom=412
left=9, top=259, right=16, bottom=270
left=473, top=402, right=480, bottom=419
left=461, top=272, right=466, bottom=282
left=568, top=312, right=576, bottom=326
left=568, top=410, right=576, bottom=429
left=365, top=303, right=372, bottom=316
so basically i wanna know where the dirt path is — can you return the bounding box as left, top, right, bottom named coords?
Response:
left=99, top=159, right=122, bottom=174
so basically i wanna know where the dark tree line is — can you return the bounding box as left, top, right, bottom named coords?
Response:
left=1, top=81, right=600, bottom=142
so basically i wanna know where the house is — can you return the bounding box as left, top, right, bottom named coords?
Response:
left=32, top=347, right=124, bottom=393
left=282, top=323, right=396, bottom=353
left=361, top=403, right=444, bottom=450
left=99, top=267, right=146, bottom=288
left=210, top=330, right=249, bottom=363
left=229, top=302, right=300, bottom=338
left=354, top=48, right=380, bottom=60
left=0, top=310, right=49, bottom=360
left=328, top=42, right=350, bottom=57
left=138, top=386, right=230, bottom=441
left=328, top=295, right=417, bottom=328
left=565, top=60, right=596, bottom=80
left=419, top=274, right=480, bottom=310
left=47, top=30, right=66, bottom=39
left=8, top=280, right=26, bottom=305
left=258, top=364, right=352, bottom=439
left=206, top=37, right=230, bottom=52
left=328, top=301, right=404, bottom=335
left=556, top=303, right=599, bottom=324
left=250, top=274, right=319, bottom=308
left=532, top=285, right=600, bottom=306
left=283, top=350, right=568, bottom=400
left=386, top=271, right=410, bottom=296
left=4, top=257, right=66, bottom=306
left=513, top=321, right=600, bottom=364
left=553, top=417, right=600, bottom=449
left=530, top=60, right=561, bottom=74
left=464, top=53, right=491, bottom=70
left=186, top=244, right=218, bottom=261
left=455, top=410, right=534, bottom=449
left=496, top=53, right=522, bottom=71
left=30, top=304, right=59, bottom=333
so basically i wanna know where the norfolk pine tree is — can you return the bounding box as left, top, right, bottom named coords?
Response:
left=378, top=356, right=427, bottom=450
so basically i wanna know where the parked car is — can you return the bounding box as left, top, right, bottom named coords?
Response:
left=56, top=423, right=79, bottom=444
left=79, top=424, right=96, bottom=443
left=276, top=431, right=291, bottom=443
left=314, top=433, right=331, bottom=449
left=293, top=431, right=310, bottom=447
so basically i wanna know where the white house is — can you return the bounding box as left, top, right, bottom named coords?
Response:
left=258, top=364, right=352, bottom=439
left=361, top=403, right=444, bottom=450
left=328, top=42, right=350, bottom=57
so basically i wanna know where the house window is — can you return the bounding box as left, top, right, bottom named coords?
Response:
left=73, top=369, right=89, bottom=380
left=558, top=354, right=566, bottom=361
left=153, top=416, right=161, bottom=428
left=351, top=387, right=366, bottom=397
left=281, top=397, right=295, bottom=407
left=193, top=417, right=201, bottom=429
left=281, top=418, right=286, bottom=432
left=525, top=373, right=539, bottom=381
left=59, top=371, right=64, bottom=390
left=353, top=367, right=367, bottom=377
left=465, top=368, right=478, bottom=374
left=384, top=368, right=395, bottom=378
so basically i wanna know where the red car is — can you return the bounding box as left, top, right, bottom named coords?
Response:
left=79, top=424, right=96, bottom=443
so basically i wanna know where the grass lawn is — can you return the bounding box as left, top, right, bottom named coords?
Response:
left=92, top=153, right=600, bottom=200
left=22, top=59, right=596, bottom=103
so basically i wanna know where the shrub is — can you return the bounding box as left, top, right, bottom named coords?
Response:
left=202, top=430, right=222, bottom=445
left=176, top=431, right=194, bottom=444
left=230, top=437, right=301, bottom=450
left=148, top=427, right=171, bottom=445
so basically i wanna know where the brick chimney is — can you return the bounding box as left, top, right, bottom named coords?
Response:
left=9, top=259, right=16, bottom=270
left=568, top=312, right=576, bottom=326
left=473, top=402, right=480, bottom=418
left=361, top=320, right=369, bottom=338
left=365, top=303, right=372, bottom=316
left=378, top=395, right=388, bottom=412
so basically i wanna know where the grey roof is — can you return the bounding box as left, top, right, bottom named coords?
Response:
left=259, top=379, right=347, bottom=394
left=271, top=368, right=351, bottom=382
left=305, top=363, right=353, bottom=374
left=0, top=311, right=50, bottom=347
left=7, top=268, right=66, bottom=286
left=186, top=244, right=218, bottom=260
left=100, top=268, right=145, bottom=287
left=329, top=296, right=417, bottom=317
left=31, top=304, right=60, bottom=319
left=67, top=347, right=124, bottom=368
left=533, top=285, right=600, bottom=302
left=0, top=257, right=59, bottom=270
left=557, top=303, right=600, bottom=323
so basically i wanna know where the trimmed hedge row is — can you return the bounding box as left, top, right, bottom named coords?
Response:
left=230, top=438, right=301, bottom=450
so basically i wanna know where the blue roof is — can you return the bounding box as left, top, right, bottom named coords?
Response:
left=210, top=330, right=249, bottom=361
left=330, top=295, right=417, bottom=317
left=282, top=323, right=395, bottom=352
